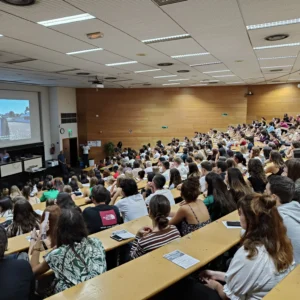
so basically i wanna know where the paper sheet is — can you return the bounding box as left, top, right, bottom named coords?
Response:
left=164, top=250, right=199, bottom=269
left=112, top=229, right=135, bottom=239
left=222, top=221, right=242, bottom=229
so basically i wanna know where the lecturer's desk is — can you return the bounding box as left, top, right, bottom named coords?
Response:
left=46, top=211, right=240, bottom=300
left=263, top=264, right=300, bottom=299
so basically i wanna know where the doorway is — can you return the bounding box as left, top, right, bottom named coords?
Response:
left=62, top=138, right=78, bottom=168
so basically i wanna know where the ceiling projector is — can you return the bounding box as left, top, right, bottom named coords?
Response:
left=92, top=83, right=104, bottom=88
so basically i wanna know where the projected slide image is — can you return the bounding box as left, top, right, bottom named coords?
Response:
left=0, top=99, right=31, bottom=141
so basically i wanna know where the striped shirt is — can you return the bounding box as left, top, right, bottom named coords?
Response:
left=130, top=225, right=181, bottom=259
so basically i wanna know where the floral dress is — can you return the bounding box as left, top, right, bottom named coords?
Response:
left=45, top=237, right=106, bottom=294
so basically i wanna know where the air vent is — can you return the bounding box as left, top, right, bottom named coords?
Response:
left=76, top=72, right=90, bottom=75
left=6, top=58, right=37, bottom=64
left=177, top=70, right=190, bottom=73
left=270, top=69, right=283, bottom=72
left=104, top=77, right=117, bottom=80
left=3, top=0, right=35, bottom=5
left=157, top=62, right=173, bottom=67
left=143, top=83, right=152, bottom=86
left=265, top=34, right=289, bottom=41
left=152, top=0, right=187, bottom=6
left=208, top=81, right=219, bottom=84
left=56, top=68, right=80, bottom=73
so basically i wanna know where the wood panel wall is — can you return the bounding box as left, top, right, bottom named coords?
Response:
left=76, top=86, right=247, bottom=160
left=247, top=83, right=300, bottom=123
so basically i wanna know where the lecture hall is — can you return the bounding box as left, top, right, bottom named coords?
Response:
left=0, top=0, right=299, bottom=299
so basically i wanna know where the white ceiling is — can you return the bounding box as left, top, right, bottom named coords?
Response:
left=0, top=0, right=300, bottom=88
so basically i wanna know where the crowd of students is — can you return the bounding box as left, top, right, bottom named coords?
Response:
left=0, top=113, right=299, bottom=299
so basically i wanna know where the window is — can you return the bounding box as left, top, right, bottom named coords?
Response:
left=61, top=113, right=77, bottom=124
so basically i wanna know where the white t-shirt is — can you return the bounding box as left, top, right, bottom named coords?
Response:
left=163, top=155, right=169, bottom=161
left=115, top=194, right=148, bottom=223
left=162, top=169, right=170, bottom=182
left=82, top=146, right=90, bottom=154
left=200, top=176, right=206, bottom=193
left=145, top=167, right=153, bottom=174
left=145, top=189, right=175, bottom=206
left=224, top=245, right=294, bottom=300
left=154, top=153, right=160, bottom=159
left=177, top=164, right=188, bottom=179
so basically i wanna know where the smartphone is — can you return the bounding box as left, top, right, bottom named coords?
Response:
left=110, top=234, right=123, bottom=242
left=226, top=221, right=241, bottom=227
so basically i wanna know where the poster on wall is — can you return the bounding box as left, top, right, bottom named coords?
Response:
left=88, top=140, right=101, bottom=147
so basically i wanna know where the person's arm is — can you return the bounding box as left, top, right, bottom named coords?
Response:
left=205, top=280, right=229, bottom=300
left=40, top=192, right=46, bottom=202
left=30, top=238, right=50, bottom=276
left=168, top=207, right=186, bottom=226
left=110, top=187, right=122, bottom=205
left=264, top=164, right=276, bottom=174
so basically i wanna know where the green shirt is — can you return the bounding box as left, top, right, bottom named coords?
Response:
left=203, top=195, right=218, bottom=221
left=40, top=189, right=59, bottom=202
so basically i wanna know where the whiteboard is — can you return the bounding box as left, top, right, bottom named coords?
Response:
left=1, top=162, right=23, bottom=177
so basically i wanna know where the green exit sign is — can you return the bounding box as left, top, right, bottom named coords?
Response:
left=68, top=129, right=73, bottom=137
left=222, top=113, right=228, bottom=117
left=162, top=126, right=168, bottom=129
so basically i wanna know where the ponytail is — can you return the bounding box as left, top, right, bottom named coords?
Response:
left=149, top=195, right=171, bottom=230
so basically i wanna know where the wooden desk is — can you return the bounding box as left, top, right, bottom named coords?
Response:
left=171, top=189, right=181, bottom=199
left=83, top=166, right=95, bottom=172
left=137, top=180, right=147, bottom=190
left=100, top=165, right=113, bottom=171
left=263, top=265, right=300, bottom=299
left=46, top=211, right=240, bottom=300
left=6, top=233, right=31, bottom=256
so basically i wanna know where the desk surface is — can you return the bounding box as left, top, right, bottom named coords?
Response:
left=263, top=265, right=300, bottom=299
left=46, top=211, right=240, bottom=300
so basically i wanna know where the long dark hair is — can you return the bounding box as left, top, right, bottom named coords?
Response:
left=227, top=168, right=251, bottom=196
left=56, top=208, right=88, bottom=247
left=169, top=168, right=182, bottom=188
left=188, top=163, right=200, bottom=177
left=248, top=158, right=267, bottom=183
left=10, top=199, right=40, bottom=235
left=0, top=226, right=7, bottom=259
left=149, top=195, right=170, bottom=230
left=234, top=152, right=246, bottom=166
left=286, top=158, right=300, bottom=182
left=56, top=192, right=77, bottom=210
left=205, top=173, right=236, bottom=216
left=238, top=193, right=293, bottom=272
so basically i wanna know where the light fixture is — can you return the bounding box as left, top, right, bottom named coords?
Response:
left=134, top=69, right=161, bottom=73
left=190, top=84, right=208, bottom=86
left=86, top=32, right=104, bottom=39
left=3, top=0, right=35, bottom=5
left=171, top=52, right=210, bottom=58
left=136, top=53, right=146, bottom=56
left=247, top=18, right=300, bottom=30
left=177, top=70, right=190, bottom=73
left=0, top=34, right=3, bottom=37
left=157, top=62, right=173, bottom=66
left=37, top=13, right=95, bottom=27
left=162, top=83, right=180, bottom=86
left=154, top=75, right=177, bottom=78
left=212, top=75, right=236, bottom=78
left=105, top=61, right=138, bottom=66
left=203, top=70, right=230, bottom=74
left=190, top=62, right=221, bottom=67
left=258, top=56, right=297, bottom=60
left=226, top=82, right=244, bottom=84
left=265, top=34, right=289, bottom=41
left=254, top=42, right=300, bottom=50
left=200, top=80, right=219, bottom=83
left=141, top=34, right=190, bottom=44
left=261, top=65, right=292, bottom=69
left=66, top=48, right=103, bottom=55
left=168, top=78, right=189, bottom=81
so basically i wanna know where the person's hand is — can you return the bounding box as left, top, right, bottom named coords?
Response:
left=137, top=226, right=152, bottom=237
left=204, top=279, right=221, bottom=291
left=199, top=270, right=218, bottom=281
left=30, top=228, right=38, bottom=244
left=176, top=183, right=182, bottom=190
left=179, top=200, right=187, bottom=206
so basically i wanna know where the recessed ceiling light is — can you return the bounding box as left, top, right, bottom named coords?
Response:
left=261, top=65, right=292, bottom=69
left=37, top=13, right=95, bottom=27
left=226, top=82, right=244, bottom=84
left=0, top=34, right=3, bottom=37
left=168, top=78, right=189, bottom=81
left=3, top=0, right=35, bottom=5
left=136, top=53, right=146, bottom=56
left=157, top=62, right=173, bottom=66
left=190, top=62, right=221, bottom=67
left=258, top=56, right=297, bottom=60
left=142, top=34, right=190, bottom=44
left=171, top=52, right=210, bottom=58
left=190, top=84, right=208, bottom=86
left=265, top=34, right=289, bottom=41
left=177, top=70, right=190, bottom=73
left=86, top=32, right=104, bottom=39
left=162, top=83, right=181, bottom=86
left=247, top=18, right=300, bottom=30
left=200, top=80, right=219, bottom=83
left=154, top=75, right=177, bottom=78
left=254, top=42, right=300, bottom=50
left=105, top=61, right=138, bottom=66
left=269, top=69, right=284, bottom=72
left=66, top=48, right=103, bottom=55
left=134, top=69, right=161, bottom=73
left=203, top=70, right=230, bottom=74
left=76, top=72, right=90, bottom=75
left=212, top=75, right=236, bottom=78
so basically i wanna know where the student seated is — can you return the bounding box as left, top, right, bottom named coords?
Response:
left=285, top=158, right=300, bottom=202
left=200, top=161, right=212, bottom=193
left=7, top=198, right=41, bottom=237
left=40, top=182, right=59, bottom=203
left=174, top=157, right=188, bottom=179
left=168, top=168, right=182, bottom=190
left=56, top=192, right=78, bottom=211
left=145, top=174, right=175, bottom=206
left=169, top=177, right=210, bottom=236
left=266, top=176, right=300, bottom=264
left=212, top=160, right=227, bottom=180
left=0, top=196, right=13, bottom=225
left=264, top=151, right=285, bottom=176
left=203, top=172, right=236, bottom=221
left=22, top=185, right=40, bottom=205
left=83, top=185, right=121, bottom=234
left=200, top=193, right=294, bottom=299
left=10, top=185, right=22, bottom=200
left=0, top=226, right=35, bottom=299
left=132, top=161, right=142, bottom=178
left=130, top=195, right=180, bottom=259
left=112, top=179, right=148, bottom=222
left=30, top=209, right=106, bottom=296
left=144, top=161, right=153, bottom=174
left=161, top=161, right=170, bottom=181
left=187, top=162, right=200, bottom=178
left=247, top=158, right=267, bottom=193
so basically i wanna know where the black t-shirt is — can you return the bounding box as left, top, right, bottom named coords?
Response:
left=248, top=177, right=266, bottom=193
left=0, top=259, right=35, bottom=300
left=218, top=147, right=226, bottom=157
left=82, top=204, right=122, bottom=234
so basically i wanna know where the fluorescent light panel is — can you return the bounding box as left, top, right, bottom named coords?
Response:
left=154, top=75, right=177, bottom=78
left=0, top=34, right=3, bottom=37
left=258, top=56, right=297, bottom=60
left=212, top=75, right=236, bottom=78
left=226, top=82, right=244, bottom=84
left=190, top=62, right=221, bottom=67
left=105, top=61, right=137, bottom=66
left=163, top=83, right=180, bottom=86
left=254, top=43, right=300, bottom=50
left=261, top=65, right=292, bottom=69
left=38, top=13, right=95, bottom=27
left=203, top=70, right=230, bottom=74
left=200, top=80, right=219, bottom=83
left=171, top=52, right=210, bottom=58
left=168, top=78, right=189, bottom=81
left=142, top=34, right=190, bottom=44
left=134, top=69, right=161, bottom=73
left=247, top=18, right=300, bottom=30
left=66, top=48, right=103, bottom=55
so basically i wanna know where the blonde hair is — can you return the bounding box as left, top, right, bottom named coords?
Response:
left=240, top=145, right=248, bottom=154
left=10, top=185, right=22, bottom=199
left=63, top=185, right=72, bottom=194
left=125, top=170, right=134, bottom=179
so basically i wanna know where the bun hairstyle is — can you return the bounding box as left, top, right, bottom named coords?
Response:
left=238, top=193, right=293, bottom=272
left=149, top=195, right=171, bottom=230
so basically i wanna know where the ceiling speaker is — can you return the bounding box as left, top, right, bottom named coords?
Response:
left=3, top=0, right=35, bottom=5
